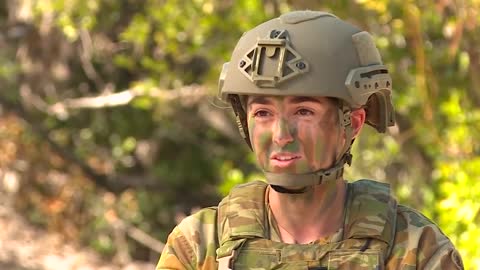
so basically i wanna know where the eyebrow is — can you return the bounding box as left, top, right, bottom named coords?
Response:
left=247, top=96, right=323, bottom=108
left=247, top=96, right=273, bottom=107
left=288, top=96, right=323, bottom=104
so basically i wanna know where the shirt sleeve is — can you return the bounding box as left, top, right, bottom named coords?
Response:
left=156, top=226, right=196, bottom=270
left=386, top=206, right=464, bottom=269
left=156, top=207, right=219, bottom=270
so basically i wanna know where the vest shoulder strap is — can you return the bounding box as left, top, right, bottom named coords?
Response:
left=344, top=179, right=398, bottom=257
left=217, top=180, right=268, bottom=245
left=216, top=180, right=268, bottom=266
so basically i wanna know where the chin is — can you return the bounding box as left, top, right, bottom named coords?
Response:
left=267, top=166, right=298, bottom=174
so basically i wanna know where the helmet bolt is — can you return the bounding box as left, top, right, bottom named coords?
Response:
left=239, top=60, right=246, bottom=68
left=271, top=30, right=280, bottom=38
left=296, top=61, right=306, bottom=70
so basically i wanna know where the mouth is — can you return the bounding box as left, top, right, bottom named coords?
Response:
left=270, top=153, right=301, bottom=168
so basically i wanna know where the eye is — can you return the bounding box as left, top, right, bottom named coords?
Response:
left=253, top=110, right=272, bottom=118
left=296, top=108, right=314, bottom=116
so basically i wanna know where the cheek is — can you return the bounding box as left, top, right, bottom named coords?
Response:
left=312, top=131, right=328, bottom=164
left=300, top=125, right=318, bottom=165
left=301, top=121, right=336, bottom=168
left=248, top=118, right=272, bottom=166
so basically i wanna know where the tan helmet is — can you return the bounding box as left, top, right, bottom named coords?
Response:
left=218, top=11, right=395, bottom=189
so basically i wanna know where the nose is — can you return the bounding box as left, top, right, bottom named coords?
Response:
left=273, top=117, right=294, bottom=147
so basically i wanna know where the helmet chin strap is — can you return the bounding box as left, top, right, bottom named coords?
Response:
left=270, top=185, right=308, bottom=194
left=265, top=154, right=348, bottom=192
left=266, top=104, right=354, bottom=194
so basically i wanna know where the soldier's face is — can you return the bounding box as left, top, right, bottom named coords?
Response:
left=247, top=95, right=341, bottom=174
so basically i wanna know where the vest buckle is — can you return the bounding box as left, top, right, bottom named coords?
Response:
left=217, top=250, right=236, bottom=270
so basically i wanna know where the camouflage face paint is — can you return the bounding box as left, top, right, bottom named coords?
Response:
left=302, top=104, right=339, bottom=171
left=248, top=108, right=273, bottom=171
left=259, top=130, right=273, bottom=171
left=247, top=96, right=340, bottom=175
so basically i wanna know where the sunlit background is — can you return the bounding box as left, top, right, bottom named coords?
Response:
left=0, top=0, right=479, bottom=269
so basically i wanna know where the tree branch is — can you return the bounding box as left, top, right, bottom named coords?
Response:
left=0, top=94, right=167, bottom=193
left=47, top=84, right=208, bottom=118
left=46, top=85, right=241, bottom=142
left=109, top=217, right=165, bottom=255
left=467, top=42, right=480, bottom=107
left=1, top=83, right=241, bottom=192
left=125, top=222, right=165, bottom=254
left=79, top=29, right=105, bottom=90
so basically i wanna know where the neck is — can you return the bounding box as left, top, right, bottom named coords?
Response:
left=268, top=178, right=347, bottom=244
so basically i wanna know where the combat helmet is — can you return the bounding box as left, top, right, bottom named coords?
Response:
left=218, top=10, right=395, bottom=189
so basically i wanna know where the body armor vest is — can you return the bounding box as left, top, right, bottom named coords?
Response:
left=216, top=180, right=398, bottom=270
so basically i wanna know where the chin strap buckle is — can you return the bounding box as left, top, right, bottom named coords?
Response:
left=344, top=153, right=353, bottom=166
left=342, top=109, right=352, bottom=128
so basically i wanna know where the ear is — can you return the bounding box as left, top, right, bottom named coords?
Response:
left=350, top=108, right=366, bottom=139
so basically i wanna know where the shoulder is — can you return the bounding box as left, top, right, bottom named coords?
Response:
left=349, top=180, right=463, bottom=269
left=157, top=207, right=219, bottom=270
left=176, top=206, right=218, bottom=241
left=176, top=207, right=219, bottom=263
left=387, top=204, right=464, bottom=269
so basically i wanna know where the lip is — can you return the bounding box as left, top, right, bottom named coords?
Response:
left=270, top=152, right=301, bottom=168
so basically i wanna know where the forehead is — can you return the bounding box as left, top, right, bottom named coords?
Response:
left=246, top=95, right=334, bottom=106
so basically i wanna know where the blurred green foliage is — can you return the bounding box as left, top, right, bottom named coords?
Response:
left=0, top=0, right=479, bottom=267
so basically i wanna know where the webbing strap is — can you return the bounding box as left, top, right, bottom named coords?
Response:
left=229, top=95, right=252, bottom=150
left=263, top=160, right=345, bottom=187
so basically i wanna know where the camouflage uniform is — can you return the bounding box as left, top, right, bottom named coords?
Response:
left=156, top=180, right=464, bottom=269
